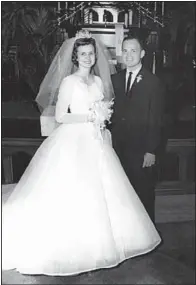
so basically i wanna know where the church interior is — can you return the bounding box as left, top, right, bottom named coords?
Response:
left=1, top=1, right=195, bottom=284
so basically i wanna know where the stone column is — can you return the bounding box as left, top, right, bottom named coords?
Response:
left=113, top=10, right=118, bottom=23
left=97, top=8, right=104, bottom=23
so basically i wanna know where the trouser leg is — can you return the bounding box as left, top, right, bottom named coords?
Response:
left=115, top=146, right=156, bottom=222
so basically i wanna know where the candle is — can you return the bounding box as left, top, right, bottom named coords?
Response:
left=163, top=50, right=166, bottom=66
left=129, top=10, right=133, bottom=25
left=57, top=2, right=60, bottom=12
left=138, top=3, right=141, bottom=27
left=153, top=2, right=157, bottom=23
left=152, top=52, right=156, bottom=74
left=162, top=2, right=164, bottom=17
left=154, top=1, right=157, bottom=13
left=57, top=2, right=61, bottom=26
left=125, top=12, right=128, bottom=28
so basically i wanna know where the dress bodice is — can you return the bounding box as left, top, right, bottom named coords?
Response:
left=56, top=75, right=104, bottom=119
left=70, top=75, right=104, bottom=114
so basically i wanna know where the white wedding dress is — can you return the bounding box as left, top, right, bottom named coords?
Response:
left=2, top=75, right=161, bottom=276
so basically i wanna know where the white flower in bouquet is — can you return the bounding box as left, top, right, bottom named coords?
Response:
left=89, top=99, right=114, bottom=129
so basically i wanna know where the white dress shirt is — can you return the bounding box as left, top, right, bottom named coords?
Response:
left=126, top=64, right=142, bottom=91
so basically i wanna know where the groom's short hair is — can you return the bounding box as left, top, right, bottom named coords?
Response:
left=122, top=35, right=146, bottom=51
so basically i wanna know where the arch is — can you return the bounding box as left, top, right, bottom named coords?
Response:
left=91, top=9, right=99, bottom=22
left=118, top=11, right=125, bottom=23
left=103, top=9, right=113, bottom=23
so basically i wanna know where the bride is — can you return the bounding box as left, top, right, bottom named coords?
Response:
left=2, top=30, right=161, bottom=276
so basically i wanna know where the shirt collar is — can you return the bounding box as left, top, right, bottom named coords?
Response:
left=126, top=64, right=142, bottom=77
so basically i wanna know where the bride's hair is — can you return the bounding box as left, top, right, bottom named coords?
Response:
left=72, top=37, right=97, bottom=66
left=36, top=30, right=116, bottom=110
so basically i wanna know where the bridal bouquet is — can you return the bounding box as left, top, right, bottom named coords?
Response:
left=89, top=99, right=114, bottom=129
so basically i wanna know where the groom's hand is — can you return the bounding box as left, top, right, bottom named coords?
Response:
left=142, top=153, right=156, bottom=168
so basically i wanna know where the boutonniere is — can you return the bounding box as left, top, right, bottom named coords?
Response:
left=136, top=74, right=143, bottom=83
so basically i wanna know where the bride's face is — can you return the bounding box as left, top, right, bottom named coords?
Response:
left=77, top=44, right=96, bottom=69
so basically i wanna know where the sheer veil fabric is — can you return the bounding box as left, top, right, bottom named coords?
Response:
left=35, top=32, right=116, bottom=112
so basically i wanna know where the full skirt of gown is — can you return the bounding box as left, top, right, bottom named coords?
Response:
left=2, top=122, right=161, bottom=276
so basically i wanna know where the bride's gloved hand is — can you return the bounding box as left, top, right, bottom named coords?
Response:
left=87, top=110, right=97, bottom=123
left=87, top=109, right=107, bottom=129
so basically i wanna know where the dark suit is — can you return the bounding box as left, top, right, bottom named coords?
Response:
left=111, top=66, right=165, bottom=221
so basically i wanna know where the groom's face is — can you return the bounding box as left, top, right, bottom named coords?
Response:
left=122, top=39, right=145, bottom=69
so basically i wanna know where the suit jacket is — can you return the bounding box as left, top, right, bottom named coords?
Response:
left=111, top=66, right=165, bottom=156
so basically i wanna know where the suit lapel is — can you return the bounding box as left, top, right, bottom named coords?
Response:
left=127, top=66, right=145, bottom=98
left=119, top=69, right=126, bottom=96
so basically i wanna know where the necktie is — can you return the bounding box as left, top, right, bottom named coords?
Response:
left=126, top=71, right=132, bottom=95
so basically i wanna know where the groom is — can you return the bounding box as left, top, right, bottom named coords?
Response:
left=111, top=34, right=165, bottom=222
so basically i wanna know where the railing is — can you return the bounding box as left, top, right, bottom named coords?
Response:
left=2, top=137, right=195, bottom=196
left=156, top=139, right=195, bottom=195
left=2, top=138, right=44, bottom=184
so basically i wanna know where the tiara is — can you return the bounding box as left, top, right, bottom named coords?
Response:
left=75, top=29, right=92, bottom=40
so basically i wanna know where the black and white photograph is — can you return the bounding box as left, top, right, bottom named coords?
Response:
left=1, top=1, right=195, bottom=284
